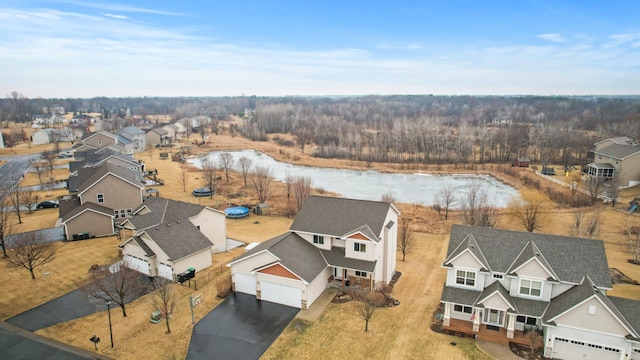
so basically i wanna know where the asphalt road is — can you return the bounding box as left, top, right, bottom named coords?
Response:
left=0, top=153, right=41, bottom=186
left=186, top=293, right=299, bottom=360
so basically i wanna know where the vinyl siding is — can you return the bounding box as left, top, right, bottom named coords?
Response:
left=84, top=133, right=117, bottom=147
left=230, top=251, right=279, bottom=274
left=80, top=174, right=143, bottom=210
left=555, top=297, right=630, bottom=337
left=259, top=264, right=300, bottom=280
left=65, top=211, right=113, bottom=238
left=516, top=259, right=552, bottom=279
left=173, top=248, right=212, bottom=274
left=189, top=208, right=226, bottom=250
left=450, top=251, right=482, bottom=270
left=481, top=293, right=511, bottom=311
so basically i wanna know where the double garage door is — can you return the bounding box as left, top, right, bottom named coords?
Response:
left=233, top=273, right=302, bottom=308
left=553, top=337, right=621, bottom=360
left=125, top=255, right=150, bottom=275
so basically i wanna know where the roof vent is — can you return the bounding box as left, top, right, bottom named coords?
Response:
left=167, top=223, right=170, bottom=227
left=536, top=253, right=540, bottom=256
left=177, top=220, right=180, bottom=224
left=155, top=227, right=160, bottom=230
left=470, top=245, right=475, bottom=248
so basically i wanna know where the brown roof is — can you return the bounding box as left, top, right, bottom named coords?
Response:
left=61, top=202, right=114, bottom=223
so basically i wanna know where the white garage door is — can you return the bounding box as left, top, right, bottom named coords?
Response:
left=553, top=337, right=621, bottom=360
left=234, top=273, right=256, bottom=295
left=125, top=255, right=150, bottom=275
left=158, top=262, right=173, bottom=280
left=260, top=281, right=302, bottom=308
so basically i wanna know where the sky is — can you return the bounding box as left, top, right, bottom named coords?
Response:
left=1, top=0, right=639, bottom=98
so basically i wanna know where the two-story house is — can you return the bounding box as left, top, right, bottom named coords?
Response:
left=117, top=126, right=146, bottom=153
left=228, top=196, right=400, bottom=309
left=441, top=225, right=640, bottom=360
left=585, top=136, right=640, bottom=188
left=118, top=197, right=227, bottom=280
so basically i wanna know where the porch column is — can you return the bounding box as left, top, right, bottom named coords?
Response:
left=507, top=314, right=515, bottom=339
left=443, top=303, right=451, bottom=327
left=472, top=310, right=481, bottom=332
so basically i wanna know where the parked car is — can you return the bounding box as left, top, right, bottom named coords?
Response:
left=192, top=187, right=214, bottom=197
left=541, top=167, right=556, bottom=176
left=36, top=200, right=59, bottom=209
left=58, top=152, right=73, bottom=158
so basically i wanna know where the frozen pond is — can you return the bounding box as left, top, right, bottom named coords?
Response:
left=188, top=150, right=519, bottom=208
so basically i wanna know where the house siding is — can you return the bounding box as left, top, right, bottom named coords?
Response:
left=516, top=259, right=552, bottom=279
left=554, top=297, right=630, bottom=337
left=84, top=133, right=117, bottom=148
left=450, top=251, right=482, bottom=270
left=189, top=208, right=226, bottom=250
left=80, top=174, right=143, bottom=210
left=173, top=248, right=211, bottom=275
left=345, top=237, right=375, bottom=261
left=307, top=267, right=331, bottom=306
left=65, top=211, right=113, bottom=238
left=481, top=293, right=511, bottom=311
left=230, top=252, right=279, bottom=274
left=297, top=232, right=332, bottom=250
left=259, top=264, right=300, bottom=280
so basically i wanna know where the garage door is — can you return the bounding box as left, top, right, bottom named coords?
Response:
left=553, top=337, right=621, bottom=360
left=125, top=255, right=150, bottom=275
left=234, top=273, right=256, bottom=295
left=158, top=262, right=173, bottom=280
left=260, top=281, right=302, bottom=308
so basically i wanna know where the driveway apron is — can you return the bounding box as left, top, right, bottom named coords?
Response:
left=187, top=293, right=298, bottom=360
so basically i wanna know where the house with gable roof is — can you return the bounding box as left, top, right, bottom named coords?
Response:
left=585, top=136, right=640, bottom=187
left=117, top=197, right=226, bottom=280
left=117, top=126, right=146, bottom=153
left=440, top=225, right=640, bottom=359
left=228, top=195, right=399, bottom=309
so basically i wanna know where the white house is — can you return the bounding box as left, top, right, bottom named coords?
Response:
left=118, top=197, right=227, bottom=280
left=228, top=196, right=400, bottom=309
left=440, top=225, right=640, bottom=360
left=32, top=128, right=58, bottom=145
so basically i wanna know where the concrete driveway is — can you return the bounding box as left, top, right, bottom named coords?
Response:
left=186, top=293, right=299, bottom=360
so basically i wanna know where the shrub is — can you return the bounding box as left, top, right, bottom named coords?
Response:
left=216, top=275, right=232, bottom=298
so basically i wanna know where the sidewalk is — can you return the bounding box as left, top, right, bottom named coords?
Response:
left=295, top=288, right=338, bottom=322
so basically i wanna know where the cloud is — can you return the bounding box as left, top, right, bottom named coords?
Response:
left=537, top=33, right=566, bottom=43
left=101, top=13, right=129, bottom=20
left=49, top=0, right=184, bottom=16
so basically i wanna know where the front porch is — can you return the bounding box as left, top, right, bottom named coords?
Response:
left=443, top=318, right=534, bottom=346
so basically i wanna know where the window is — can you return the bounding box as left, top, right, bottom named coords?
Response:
left=354, top=242, right=366, bottom=252
left=126, top=208, right=132, bottom=216
left=456, top=270, right=476, bottom=286
left=113, top=210, right=119, bottom=218
left=519, top=279, right=542, bottom=297
left=355, top=271, right=367, bottom=277
left=454, top=305, right=473, bottom=314
left=313, top=235, right=324, bottom=245
left=492, top=274, right=503, bottom=279
left=97, top=193, right=104, bottom=203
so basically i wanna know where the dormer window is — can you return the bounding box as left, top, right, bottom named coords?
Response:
left=456, top=270, right=476, bottom=286
left=519, top=279, right=542, bottom=297
left=313, top=235, right=324, bottom=245
left=354, top=242, right=366, bottom=252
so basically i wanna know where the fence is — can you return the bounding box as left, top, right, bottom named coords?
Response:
left=534, top=171, right=620, bottom=203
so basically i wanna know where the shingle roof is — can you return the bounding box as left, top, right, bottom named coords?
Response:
left=290, top=196, right=396, bottom=239
left=118, top=126, right=145, bottom=136
left=133, top=236, right=155, bottom=257
left=143, top=222, right=212, bottom=261
left=320, top=247, right=377, bottom=272
left=231, top=233, right=328, bottom=283
left=476, top=281, right=517, bottom=311
left=440, top=284, right=481, bottom=306
left=149, top=127, right=168, bottom=135
left=511, top=297, right=549, bottom=317
left=595, top=143, right=640, bottom=159
left=609, top=296, right=640, bottom=339
left=124, top=197, right=205, bottom=230
left=77, top=162, right=144, bottom=194
left=446, top=225, right=612, bottom=289
left=61, top=202, right=113, bottom=223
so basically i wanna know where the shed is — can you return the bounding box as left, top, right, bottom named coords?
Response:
left=513, top=157, right=530, bottom=167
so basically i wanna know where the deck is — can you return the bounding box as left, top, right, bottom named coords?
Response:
left=443, top=319, right=534, bottom=346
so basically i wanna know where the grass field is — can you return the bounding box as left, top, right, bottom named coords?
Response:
left=1, top=127, right=639, bottom=359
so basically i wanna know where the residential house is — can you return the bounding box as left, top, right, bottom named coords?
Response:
left=162, top=124, right=180, bottom=140
left=118, top=197, right=226, bottom=280
left=61, top=161, right=146, bottom=240
left=68, top=148, right=143, bottom=177
left=228, top=196, right=400, bottom=309
left=145, top=127, right=170, bottom=147
left=116, top=126, right=146, bottom=153
left=0, top=131, right=5, bottom=148
left=440, top=225, right=640, bottom=359
left=32, top=128, right=58, bottom=145
left=585, top=136, right=640, bottom=187
left=81, top=131, right=119, bottom=149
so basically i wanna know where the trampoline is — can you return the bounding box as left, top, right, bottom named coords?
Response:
left=192, top=187, right=213, bottom=197
left=224, top=206, right=250, bottom=218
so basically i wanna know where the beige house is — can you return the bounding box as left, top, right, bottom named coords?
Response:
left=118, top=197, right=227, bottom=280
left=82, top=131, right=119, bottom=148
left=145, top=127, right=170, bottom=147
left=440, top=225, right=640, bottom=359
left=228, top=196, right=400, bottom=309
left=61, top=203, right=114, bottom=240
left=586, top=136, right=640, bottom=187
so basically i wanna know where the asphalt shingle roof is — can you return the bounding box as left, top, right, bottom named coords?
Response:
left=290, top=195, right=395, bottom=239
left=440, top=284, right=481, bottom=306
left=446, top=225, right=612, bottom=289
left=143, top=222, right=212, bottom=261
left=125, top=197, right=205, bottom=230
left=61, top=202, right=113, bottom=223
left=596, top=143, right=640, bottom=159
left=77, top=162, right=144, bottom=194
left=320, top=247, right=377, bottom=272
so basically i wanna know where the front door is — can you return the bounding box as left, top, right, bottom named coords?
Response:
left=334, top=267, right=346, bottom=280
left=485, top=309, right=503, bottom=326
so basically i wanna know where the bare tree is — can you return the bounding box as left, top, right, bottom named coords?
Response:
left=509, top=190, right=547, bottom=232
left=6, top=232, right=55, bottom=280
left=284, top=172, right=294, bottom=200
left=621, top=220, right=640, bottom=264
left=6, top=177, right=23, bottom=224
left=20, top=188, right=38, bottom=214
left=31, top=159, right=47, bottom=188
left=177, top=167, right=190, bottom=192
left=584, top=177, right=605, bottom=204
left=459, top=180, right=498, bottom=228
left=604, top=176, right=621, bottom=207
left=238, top=156, right=252, bottom=188
left=58, top=127, right=76, bottom=143
left=381, top=192, right=396, bottom=203
left=573, top=211, right=601, bottom=238
left=397, top=220, right=414, bottom=261
left=0, top=191, right=14, bottom=257
left=217, top=152, right=235, bottom=182
left=292, top=175, right=313, bottom=212
left=41, top=150, right=57, bottom=175
left=350, top=290, right=384, bottom=332
left=84, top=262, right=147, bottom=317
left=435, top=184, right=457, bottom=220
left=250, top=166, right=273, bottom=204
left=151, top=278, right=177, bottom=334
left=200, top=158, right=216, bottom=199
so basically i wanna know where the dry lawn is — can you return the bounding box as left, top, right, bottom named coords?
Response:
left=2, top=126, right=640, bottom=359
